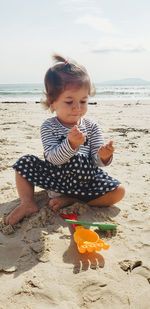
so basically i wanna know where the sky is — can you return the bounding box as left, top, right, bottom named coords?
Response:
left=0, top=0, right=150, bottom=83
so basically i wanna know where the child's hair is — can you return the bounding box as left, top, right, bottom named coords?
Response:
left=42, top=54, right=95, bottom=110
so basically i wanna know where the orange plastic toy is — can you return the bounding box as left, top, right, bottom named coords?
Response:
left=61, top=213, right=110, bottom=254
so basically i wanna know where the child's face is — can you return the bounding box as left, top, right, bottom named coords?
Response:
left=51, top=86, right=88, bottom=127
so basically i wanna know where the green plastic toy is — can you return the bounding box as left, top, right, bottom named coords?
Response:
left=65, top=219, right=117, bottom=230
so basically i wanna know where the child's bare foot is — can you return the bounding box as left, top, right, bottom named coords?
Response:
left=5, top=201, right=38, bottom=226
left=49, top=196, right=77, bottom=212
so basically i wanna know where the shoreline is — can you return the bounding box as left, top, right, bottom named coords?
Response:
left=0, top=97, right=150, bottom=104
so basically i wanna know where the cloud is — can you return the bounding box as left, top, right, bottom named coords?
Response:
left=60, top=0, right=103, bottom=15
left=86, top=36, right=149, bottom=54
left=76, top=15, right=118, bottom=34
left=92, top=47, right=146, bottom=54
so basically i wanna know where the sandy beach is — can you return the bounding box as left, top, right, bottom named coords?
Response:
left=0, top=99, right=150, bottom=309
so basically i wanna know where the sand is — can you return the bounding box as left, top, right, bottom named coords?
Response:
left=0, top=99, right=150, bottom=309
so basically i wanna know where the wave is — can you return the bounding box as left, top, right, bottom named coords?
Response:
left=0, top=83, right=150, bottom=102
left=0, top=91, right=42, bottom=95
left=95, top=85, right=150, bottom=98
left=96, top=90, right=150, bottom=96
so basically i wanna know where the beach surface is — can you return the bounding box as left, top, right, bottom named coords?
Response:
left=0, top=99, right=150, bottom=309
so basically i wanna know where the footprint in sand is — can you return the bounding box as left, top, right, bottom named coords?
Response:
left=134, top=265, right=150, bottom=284
left=6, top=290, right=59, bottom=309
left=8, top=281, right=77, bottom=309
left=0, top=233, right=23, bottom=272
left=78, top=278, right=128, bottom=308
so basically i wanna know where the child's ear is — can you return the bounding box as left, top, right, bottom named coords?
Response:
left=50, top=103, right=55, bottom=113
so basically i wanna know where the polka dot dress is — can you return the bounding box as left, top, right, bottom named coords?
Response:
left=13, top=154, right=120, bottom=202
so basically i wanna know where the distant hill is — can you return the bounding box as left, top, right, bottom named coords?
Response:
left=99, top=78, right=150, bottom=86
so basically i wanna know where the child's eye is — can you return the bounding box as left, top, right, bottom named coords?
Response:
left=80, top=101, right=87, bottom=104
left=65, top=101, right=73, bottom=104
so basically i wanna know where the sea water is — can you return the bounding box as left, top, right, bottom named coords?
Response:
left=0, top=83, right=150, bottom=102
left=0, top=83, right=43, bottom=102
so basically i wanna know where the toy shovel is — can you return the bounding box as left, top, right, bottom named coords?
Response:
left=60, top=213, right=110, bottom=254
left=65, top=219, right=117, bottom=230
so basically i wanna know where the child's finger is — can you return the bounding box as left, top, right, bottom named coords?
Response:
left=106, top=141, right=114, bottom=151
left=99, top=145, right=104, bottom=152
left=106, top=143, right=114, bottom=149
left=72, top=126, right=82, bottom=134
left=109, top=140, right=114, bottom=146
left=69, top=125, right=77, bottom=132
left=106, top=146, right=114, bottom=153
left=69, top=131, right=83, bottom=139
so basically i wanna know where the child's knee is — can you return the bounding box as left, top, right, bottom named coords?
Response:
left=115, top=184, right=125, bottom=201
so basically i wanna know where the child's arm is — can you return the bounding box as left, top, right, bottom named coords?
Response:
left=40, top=120, right=85, bottom=165
left=90, top=122, right=113, bottom=167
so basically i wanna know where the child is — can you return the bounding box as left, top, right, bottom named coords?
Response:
left=6, top=54, right=125, bottom=226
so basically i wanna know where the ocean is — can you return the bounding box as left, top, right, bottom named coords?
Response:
left=0, top=83, right=150, bottom=102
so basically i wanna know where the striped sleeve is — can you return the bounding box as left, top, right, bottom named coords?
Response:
left=40, top=120, right=78, bottom=165
left=90, top=121, right=112, bottom=167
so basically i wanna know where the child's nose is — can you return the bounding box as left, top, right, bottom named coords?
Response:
left=72, top=102, right=80, bottom=110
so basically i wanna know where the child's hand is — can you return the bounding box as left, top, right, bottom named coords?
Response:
left=98, top=140, right=114, bottom=164
left=68, top=125, right=86, bottom=150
